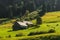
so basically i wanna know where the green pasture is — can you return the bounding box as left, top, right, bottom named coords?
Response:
left=0, top=11, right=60, bottom=40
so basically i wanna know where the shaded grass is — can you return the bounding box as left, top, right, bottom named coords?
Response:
left=0, top=33, right=60, bottom=40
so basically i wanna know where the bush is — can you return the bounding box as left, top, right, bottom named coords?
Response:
left=20, top=35, right=60, bottom=40
left=6, top=35, right=11, bottom=38
left=0, top=37, right=2, bottom=38
left=48, top=29, right=55, bottom=33
left=56, top=24, right=59, bottom=26
left=36, top=17, right=42, bottom=25
left=28, top=29, right=55, bottom=36
left=15, top=33, right=23, bottom=37
left=47, top=25, right=50, bottom=27
left=28, top=31, right=47, bottom=36
left=40, top=35, right=60, bottom=40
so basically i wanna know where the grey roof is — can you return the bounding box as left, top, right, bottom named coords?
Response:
left=23, top=21, right=33, bottom=24
left=17, top=21, right=33, bottom=26
left=17, top=22, right=27, bottom=26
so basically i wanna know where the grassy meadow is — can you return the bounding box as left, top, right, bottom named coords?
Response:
left=0, top=11, right=60, bottom=40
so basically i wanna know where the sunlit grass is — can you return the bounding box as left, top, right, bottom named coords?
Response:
left=0, top=11, right=60, bottom=40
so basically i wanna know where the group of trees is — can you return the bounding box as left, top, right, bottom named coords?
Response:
left=0, top=0, right=60, bottom=18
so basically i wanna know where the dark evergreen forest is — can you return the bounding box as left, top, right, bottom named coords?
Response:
left=0, top=0, right=59, bottom=18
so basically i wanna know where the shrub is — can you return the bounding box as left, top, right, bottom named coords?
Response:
left=40, top=35, right=60, bottom=40
left=15, top=33, right=23, bottom=37
left=47, top=25, right=50, bottom=27
left=48, top=29, right=55, bottom=33
left=21, top=35, right=60, bottom=40
left=8, top=35, right=11, bottom=38
left=6, top=35, right=11, bottom=38
left=8, top=30, right=12, bottom=32
left=36, top=17, right=42, bottom=25
left=56, top=24, right=59, bottom=26
left=0, top=37, right=2, bottom=38
left=28, top=31, right=47, bottom=36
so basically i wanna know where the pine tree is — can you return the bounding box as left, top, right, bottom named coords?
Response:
left=36, top=0, right=46, bottom=25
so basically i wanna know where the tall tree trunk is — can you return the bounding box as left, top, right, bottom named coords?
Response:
left=54, top=0, right=57, bottom=11
left=9, top=5, right=13, bottom=18
left=32, top=0, right=36, bottom=10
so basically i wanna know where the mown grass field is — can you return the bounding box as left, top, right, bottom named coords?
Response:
left=0, top=11, right=60, bottom=40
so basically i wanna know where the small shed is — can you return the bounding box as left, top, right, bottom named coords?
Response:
left=12, top=21, right=33, bottom=31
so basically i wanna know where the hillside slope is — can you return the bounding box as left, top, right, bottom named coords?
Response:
left=0, top=11, right=60, bottom=40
